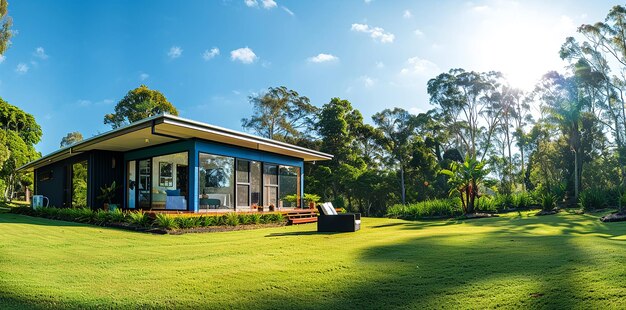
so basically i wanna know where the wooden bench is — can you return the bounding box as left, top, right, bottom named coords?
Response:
left=290, top=217, right=318, bottom=224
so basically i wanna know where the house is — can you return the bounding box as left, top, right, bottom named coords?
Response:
left=18, top=114, right=332, bottom=212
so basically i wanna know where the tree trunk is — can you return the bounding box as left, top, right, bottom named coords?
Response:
left=400, top=166, right=406, bottom=205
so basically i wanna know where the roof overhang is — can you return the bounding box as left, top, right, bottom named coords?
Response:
left=18, top=114, right=332, bottom=172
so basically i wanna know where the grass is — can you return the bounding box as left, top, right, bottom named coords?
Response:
left=1, top=210, right=626, bottom=309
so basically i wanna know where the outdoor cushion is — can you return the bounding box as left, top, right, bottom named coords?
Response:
left=325, top=202, right=338, bottom=215
left=166, top=189, right=181, bottom=196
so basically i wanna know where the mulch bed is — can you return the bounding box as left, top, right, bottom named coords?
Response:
left=600, top=212, right=626, bottom=222
left=456, top=213, right=499, bottom=220
left=105, top=222, right=287, bottom=234
left=535, top=209, right=559, bottom=216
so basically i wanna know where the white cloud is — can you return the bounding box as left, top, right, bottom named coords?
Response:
left=167, top=46, right=183, bottom=59
left=403, top=10, right=412, bottom=19
left=307, top=53, right=338, bottom=63
left=0, top=55, right=5, bottom=64
left=244, top=0, right=258, bottom=7
left=139, top=73, right=149, bottom=81
left=282, top=6, right=295, bottom=16
left=361, top=75, right=376, bottom=88
left=15, top=63, right=29, bottom=74
left=472, top=5, right=490, bottom=13
left=203, top=47, right=220, bottom=60
left=33, top=47, right=48, bottom=59
left=414, top=29, right=424, bottom=37
left=351, top=23, right=395, bottom=43
left=376, top=61, right=385, bottom=68
left=230, top=47, right=258, bottom=64
left=400, top=56, right=440, bottom=76
left=262, top=0, right=277, bottom=9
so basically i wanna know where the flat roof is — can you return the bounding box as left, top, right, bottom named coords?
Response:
left=18, top=114, right=333, bottom=172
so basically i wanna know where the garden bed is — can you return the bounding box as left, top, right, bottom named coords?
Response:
left=456, top=213, right=499, bottom=220
left=535, top=209, right=559, bottom=216
left=600, top=212, right=626, bottom=222
left=9, top=206, right=287, bottom=234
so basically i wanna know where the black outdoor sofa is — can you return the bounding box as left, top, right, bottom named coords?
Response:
left=317, top=202, right=361, bottom=232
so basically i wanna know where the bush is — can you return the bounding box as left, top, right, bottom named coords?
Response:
left=240, top=214, right=252, bottom=225
left=540, top=193, right=557, bottom=211
left=109, top=208, right=126, bottom=223
left=94, top=210, right=111, bottom=226
left=225, top=212, right=240, bottom=226
left=475, top=196, right=496, bottom=212
left=512, top=192, right=532, bottom=209
left=249, top=213, right=262, bottom=224
left=201, top=216, right=216, bottom=227
left=387, top=198, right=462, bottom=219
left=176, top=216, right=201, bottom=229
left=578, top=189, right=607, bottom=212
left=128, top=210, right=150, bottom=227
left=155, top=213, right=178, bottom=230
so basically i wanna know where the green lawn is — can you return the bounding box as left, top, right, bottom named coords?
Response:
left=1, top=211, right=626, bottom=309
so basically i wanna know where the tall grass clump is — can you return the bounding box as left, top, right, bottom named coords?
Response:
left=128, top=210, right=150, bottom=227
left=155, top=213, right=178, bottom=230
left=475, top=196, right=497, bottom=213
left=540, top=193, right=557, bottom=211
left=578, top=189, right=607, bottom=212
left=387, top=198, right=462, bottom=219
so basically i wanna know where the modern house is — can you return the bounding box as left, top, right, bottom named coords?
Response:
left=18, top=114, right=332, bottom=212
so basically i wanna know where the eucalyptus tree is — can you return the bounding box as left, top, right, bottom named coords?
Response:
left=60, top=131, right=84, bottom=148
left=105, top=85, right=178, bottom=129
left=372, top=108, right=417, bottom=205
left=427, top=69, right=505, bottom=161
left=0, top=0, right=12, bottom=55
left=242, top=86, right=317, bottom=142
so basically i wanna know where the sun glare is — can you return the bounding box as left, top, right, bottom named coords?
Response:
left=469, top=6, right=575, bottom=91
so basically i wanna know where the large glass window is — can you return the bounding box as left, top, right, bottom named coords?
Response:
left=151, top=152, right=188, bottom=210
left=137, top=159, right=151, bottom=209
left=72, top=160, right=88, bottom=208
left=236, top=159, right=250, bottom=208
left=127, top=160, right=136, bottom=209
left=279, top=165, right=300, bottom=208
left=199, top=153, right=234, bottom=209
left=250, top=161, right=261, bottom=206
left=263, top=164, right=278, bottom=207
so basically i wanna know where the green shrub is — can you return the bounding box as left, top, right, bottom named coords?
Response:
left=578, top=189, right=607, bottom=212
left=512, top=192, right=532, bottom=209
left=494, top=194, right=514, bottom=210
left=249, top=213, right=261, bottom=224
left=176, top=216, right=201, bottom=229
left=109, top=208, right=126, bottom=223
left=128, top=210, right=150, bottom=227
left=75, top=208, right=95, bottom=223
left=225, top=212, right=240, bottom=226
left=201, top=216, right=216, bottom=226
left=387, top=198, right=462, bottom=219
left=540, top=193, right=557, bottom=211
left=155, top=213, right=178, bottom=230
left=240, top=214, right=252, bottom=225
left=94, top=210, right=111, bottom=225
left=475, top=196, right=496, bottom=212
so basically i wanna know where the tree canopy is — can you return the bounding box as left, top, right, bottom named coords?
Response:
left=241, top=86, right=317, bottom=142
left=60, top=131, right=84, bottom=148
left=0, top=0, right=12, bottom=55
left=104, top=85, right=178, bottom=129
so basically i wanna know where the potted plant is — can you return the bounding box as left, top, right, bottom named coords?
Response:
left=98, top=181, right=120, bottom=211
left=304, top=193, right=321, bottom=209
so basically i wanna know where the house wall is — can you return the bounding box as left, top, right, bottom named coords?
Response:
left=33, top=150, right=123, bottom=209
left=192, top=139, right=305, bottom=212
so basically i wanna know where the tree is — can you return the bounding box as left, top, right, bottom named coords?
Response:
left=0, top=0, right=12, bottom=55
left=311, top=98, right=366, bottom=210
left=242, top=86, right=317, bottom=142
left=104, top=85, right=178, bottom=128
left=60, top=131, right=83, bottom=148
left=372, top=108, right=417, bottom=205
left=440, top=156, right=489, bottom=214
left=0, top=98, right=41, bottom=201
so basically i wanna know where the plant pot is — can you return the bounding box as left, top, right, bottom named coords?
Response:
left=103, top=203, right=109, bottom=211
left=108, top=204, right=119, bottom=212
left=308, top=202, right=315, bottom=209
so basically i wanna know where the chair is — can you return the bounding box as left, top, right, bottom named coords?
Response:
left=317, top=202, right=361, bottom=232
left=199, top=198, right=221, bottom=210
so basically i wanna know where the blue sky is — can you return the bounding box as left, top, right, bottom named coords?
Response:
left=0, top=0, right=621, bottom=155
